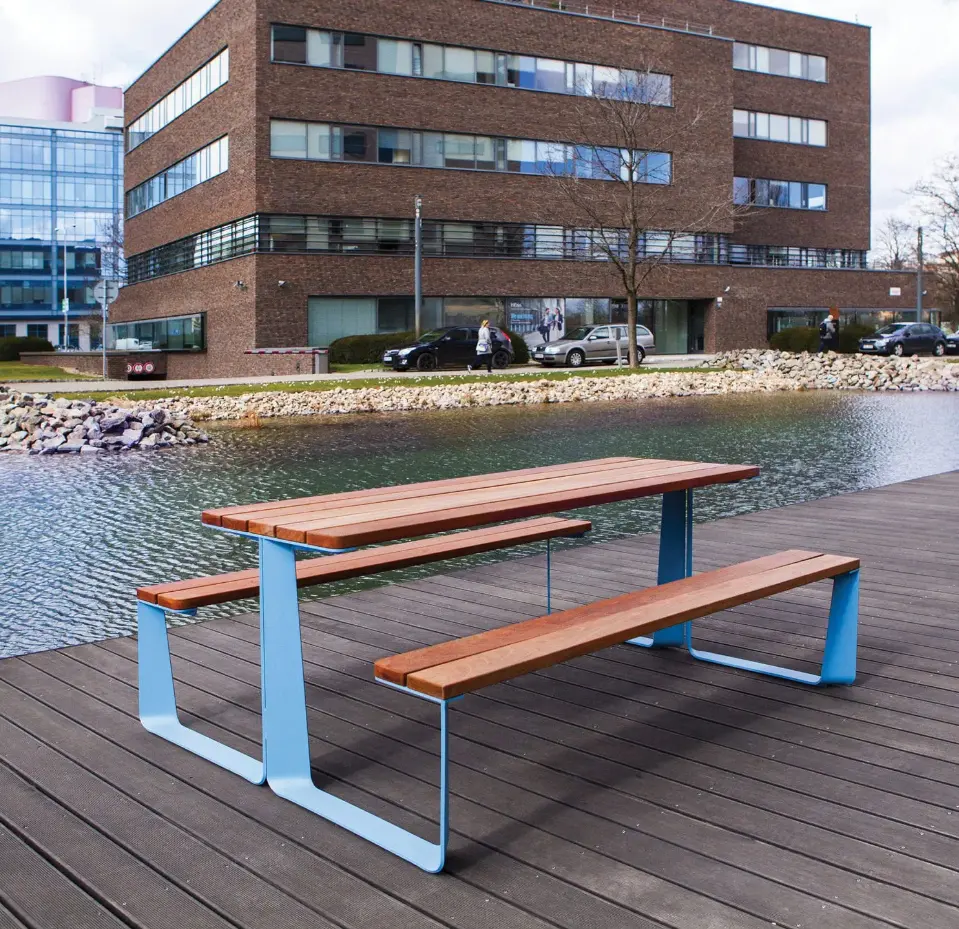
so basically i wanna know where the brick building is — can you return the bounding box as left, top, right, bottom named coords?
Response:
left=111, top=0, right=921, bottom=377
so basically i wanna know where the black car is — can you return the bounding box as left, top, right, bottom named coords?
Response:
left=946, top=330, right=959, bottom=355
left=859, top=323, right=948, bottom=358
left=383, top=326, right=514, bottom=371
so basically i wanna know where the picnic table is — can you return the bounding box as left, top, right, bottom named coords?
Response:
left=137, top=456, right=860, bottom=873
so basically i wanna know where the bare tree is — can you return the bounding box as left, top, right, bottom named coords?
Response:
left=874, top=215, right=915, bottom=270
left=542, top=67, right=740, bottom=366
left=96, top=210, right=126, bottom=283
left=916, top=157, right=959, bottom=326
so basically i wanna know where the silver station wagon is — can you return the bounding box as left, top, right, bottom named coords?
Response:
left=531, top=324, right=656, bottom=367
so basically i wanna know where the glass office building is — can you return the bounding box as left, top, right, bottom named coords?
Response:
left=0, top=117, right=123, bottom=349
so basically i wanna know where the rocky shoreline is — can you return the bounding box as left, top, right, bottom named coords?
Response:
left=3, top=353, right=956, bottom=450
left=162, top=350, right=958, bottom=423
left=0, top=389, right=210, bottom=454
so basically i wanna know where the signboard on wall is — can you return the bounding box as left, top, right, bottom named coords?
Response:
left=889, top=287, right=902, bottom=297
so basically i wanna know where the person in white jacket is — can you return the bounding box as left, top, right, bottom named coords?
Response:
left=468, top=320, right=494, bottom=373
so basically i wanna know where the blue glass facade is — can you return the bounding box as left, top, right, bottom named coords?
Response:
left=0, top=122, right=123, bottom=345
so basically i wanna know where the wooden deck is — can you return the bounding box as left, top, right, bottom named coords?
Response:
left=2, top=471, right=959, bottom=929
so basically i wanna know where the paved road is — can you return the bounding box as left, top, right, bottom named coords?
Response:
left=9, top=354, right=712, bottom=395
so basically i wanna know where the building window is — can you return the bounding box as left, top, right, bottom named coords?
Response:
left=26, top=323, right=48, bottom=339
left=0, top=324, right=16, bottom=338
left=733, top=42, right=827, bottom=82
left=127, top=48, right=229, bottom=150
left=109, top=313, right=205, bottom=351
left=269, top=119, right=671, bottom=184
left=271, top=25, right=672, bottom=105
left=126, top=136, right=229, bottom=218
left=734, top=176, right=827, bottom=211
left=733, top=109, right=827, bottom=146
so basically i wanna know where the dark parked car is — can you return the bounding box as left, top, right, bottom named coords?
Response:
left=859, top=323, right=948, bottom=358
left=946, top=330, right=959, bottom=355
left=382, top=326, right=514, bottom=371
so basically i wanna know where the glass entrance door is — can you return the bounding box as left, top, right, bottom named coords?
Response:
left=654, top=300, right=689, bottom=354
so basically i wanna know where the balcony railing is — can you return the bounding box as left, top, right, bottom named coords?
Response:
left=483, top=0, right=718, bottom=38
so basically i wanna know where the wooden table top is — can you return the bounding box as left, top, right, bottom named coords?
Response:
left=201, top=457, right=760, bottom=550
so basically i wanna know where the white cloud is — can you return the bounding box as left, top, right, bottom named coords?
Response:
left=1, top=0, right=956, bottom=246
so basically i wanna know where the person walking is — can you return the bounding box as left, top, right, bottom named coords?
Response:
left=818, top=308, right=840, bottom=353
left=468, top=320, right=494, bottom=373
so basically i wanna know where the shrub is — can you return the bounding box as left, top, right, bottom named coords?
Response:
left=0, top=336, right=56, bottom=362
left=769, top=323, right=878, bottom=355
left=769, top=327, right=819, bottom=353
left=838, top=323, right=875, bottom=354
left=329, top=331, right=414, bottom=365
left=501, top=328, right=529, bottom=365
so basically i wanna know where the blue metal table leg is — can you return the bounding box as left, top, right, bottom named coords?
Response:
left=259, top=538, right=452, bottom=873
left=137, top=601, right=265, bottom=784
left=629, top=489, right=692, bottom=648
left=687, top=568, right=860, bottom=685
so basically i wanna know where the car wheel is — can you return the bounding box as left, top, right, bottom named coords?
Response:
left=636, top=347, right=646, bottom=365
left=934, top=341, right=947, bottom=357
left=492, top=349, right=511, bottom=369
left=567, top=349, right=586, bottom=368
left=416, top=353, right=437, bottom=371
left=893, top=343, right=905, bottom=357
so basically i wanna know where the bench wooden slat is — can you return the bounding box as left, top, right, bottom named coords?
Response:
left=373, top=550, right=825, bottom=687
left=137, top=517, right=591, bottom=612
left=262, top=460, right=718, bottom=540
left=302, top=463, right=759, bottom=550
left=385, top=552, right=860, bottom=700
left=202, top=458, right=637, bottom=529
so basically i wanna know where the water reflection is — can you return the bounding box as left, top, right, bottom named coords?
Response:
left=1, top=391, right=956, bottom=656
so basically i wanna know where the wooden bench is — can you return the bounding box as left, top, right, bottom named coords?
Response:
left=365, top=549, right=859, bottom=869
left=137, top=516, right=592, bottom=613
left=375, top=549, right=861, bottom=698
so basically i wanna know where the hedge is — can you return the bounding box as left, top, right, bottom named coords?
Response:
left=502, top=328, right=530, bottom=365
left=329, top=332, right=414, bottom=365
left=329, top=328, right=529, bottom=365
left=0, top=336, right=56, bottom=362
left=768, top=323, right=876, bottom=355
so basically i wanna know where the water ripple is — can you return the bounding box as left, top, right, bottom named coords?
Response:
left=1, top=390, right=957, bottom=657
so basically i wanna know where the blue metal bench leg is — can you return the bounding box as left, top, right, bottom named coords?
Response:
left=629, top=489, right=692, bottom=648
left=687, top=568, right=860, bottom=685
left=137, top=601, right=266, bottom=784
left=259, top=538, right=452, bottom=873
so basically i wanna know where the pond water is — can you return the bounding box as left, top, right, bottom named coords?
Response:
left=2, top=390, right=957, bottom=657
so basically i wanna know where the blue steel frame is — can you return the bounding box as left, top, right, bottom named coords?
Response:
left=138, top=525, right=560, bottom=871
left=629, top=489, right=860, bottom=685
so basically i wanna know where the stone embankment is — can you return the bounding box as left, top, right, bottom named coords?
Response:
left=0, top=389, right=210, bottom=454
left=166, top=351, right=958, bottom=423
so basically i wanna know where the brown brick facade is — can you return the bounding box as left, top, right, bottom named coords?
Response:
left=111, top=0, right=916, bottom=377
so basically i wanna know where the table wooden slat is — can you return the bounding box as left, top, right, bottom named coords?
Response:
left=304, top=464, right=758, bottom=550
left=259, top=460, right=723, bottom=539
left=202, top=458, right=760, bottom=551
left=202, top=457, right=637, bottom=529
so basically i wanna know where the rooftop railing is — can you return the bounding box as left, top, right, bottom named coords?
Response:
left=483, top=0, right=718, bottom=38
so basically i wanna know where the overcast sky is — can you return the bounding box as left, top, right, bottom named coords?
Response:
left=0, top=0, right=956, bottom=247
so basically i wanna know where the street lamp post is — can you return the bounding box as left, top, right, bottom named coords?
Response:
left=916, top=226, right=924, bottom=324
left=55, top=224, right=75, bottom=348
left=414, top=196, right=423, bottom=339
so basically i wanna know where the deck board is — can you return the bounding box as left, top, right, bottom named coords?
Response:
left=2, top=471, right=959, bottom=928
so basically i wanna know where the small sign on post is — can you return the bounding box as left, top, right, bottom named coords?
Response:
left=94, top=279, right=121, bottom=380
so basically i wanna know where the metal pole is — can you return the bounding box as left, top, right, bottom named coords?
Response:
left=414, top=195, right=423, bottom=339
left=916, top=226, right=924, bottom=323
left=101, top=285, right=109, bottom=379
